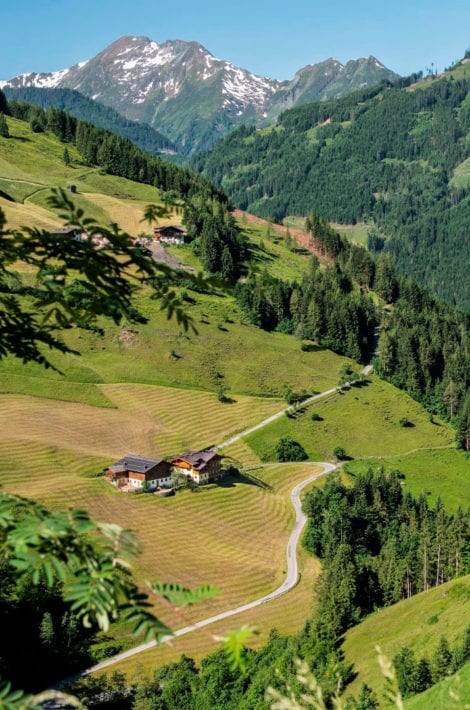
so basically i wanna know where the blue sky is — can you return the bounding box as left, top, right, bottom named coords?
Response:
left=1, top=0, right=469, bottom=80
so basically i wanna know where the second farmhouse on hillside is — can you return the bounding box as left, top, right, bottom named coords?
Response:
left=170, top=450, right=223, bottom=485
left=153, top=225, right=186, bottom=245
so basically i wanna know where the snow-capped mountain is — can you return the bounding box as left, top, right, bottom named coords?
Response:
left=1, top=36, right=399, bottom=154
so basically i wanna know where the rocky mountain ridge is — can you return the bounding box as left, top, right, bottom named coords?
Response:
left=1, top=35, right=399, bottom=153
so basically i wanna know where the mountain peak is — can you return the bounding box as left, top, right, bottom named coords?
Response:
left=0, top=37, right=399, bottom=154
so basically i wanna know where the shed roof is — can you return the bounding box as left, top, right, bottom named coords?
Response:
left=153, top=225, right=186, bottom=234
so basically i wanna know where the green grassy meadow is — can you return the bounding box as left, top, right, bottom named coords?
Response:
left=345, top=449, right=470, bottom=513
left=239, top=217, right=318, bottom=281
left=330, top=221, right=370, bottom=246
left=450, top=155, right=470, bottom=191
left=343, top=575, right=470, bottom=698
left=245, top=375, right=454, bottom=461
left=0, top=116, right=179, bottom=235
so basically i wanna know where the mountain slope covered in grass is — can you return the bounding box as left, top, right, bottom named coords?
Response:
left=0, top=99, right=469, bottom=705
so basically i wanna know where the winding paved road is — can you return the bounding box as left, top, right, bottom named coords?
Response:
left=72, top=461, right=336, bottom=679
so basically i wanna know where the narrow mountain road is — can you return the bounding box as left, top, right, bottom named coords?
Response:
left=70, top=462, right=336, bottom=679
left=217, top=365, right=371, bottom=450
left=217, top=387, right=339, bottom=450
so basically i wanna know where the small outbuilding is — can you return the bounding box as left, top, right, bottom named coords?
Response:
left=51, top=226, right=85, bottom=242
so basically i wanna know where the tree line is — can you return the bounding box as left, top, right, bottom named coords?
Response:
left=4, top=86, right=176, bottom=154
left=394, top=629, right=470, bottom=699
left=305, top=212, right=470, bottom=448
left=234, top=255, right=376, bottom=362
left=303, top=470, right=470, bottom=634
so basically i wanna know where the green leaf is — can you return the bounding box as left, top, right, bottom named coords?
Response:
left=149, top=581, right=220, bottom=607
left=222, top=626, right=259, bottom=673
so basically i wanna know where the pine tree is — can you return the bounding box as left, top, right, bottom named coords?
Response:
left=355, top=682, right=379, bottom=709
left=432, top=636, right=452, bottom=682
left=413, top=657, right=432, bottom=694
left=62, top=147, right=71, bottom=166
left=39, top=611, right=56, bottom=651
left=0, top=113, right=9, bottom=138
left=220, top=245, right=235, bottom=282
left=393, top=647, right=417, bottom=697
left=0, top=89, right=8, bottom=115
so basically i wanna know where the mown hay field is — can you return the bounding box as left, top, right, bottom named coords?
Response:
left=0, top=435, right=325, bottom=668
left=0, top=383, right=284, bottom=460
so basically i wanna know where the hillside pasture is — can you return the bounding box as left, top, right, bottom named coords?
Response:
left=245, top=376, right=454, bottom=462
left=0, top=195, right=61, bottom=230
left=0, top=289, right=345, bottom=398
left=343, top=575, right=470, bottom=698
left=345, top=449, right=470, bottom=513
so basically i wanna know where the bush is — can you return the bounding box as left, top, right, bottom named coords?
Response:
left=311, top=412, right=323, bottom=421
left=333, top=446, right=347, bottom=460
left=276, top=436, right=308, bottom=462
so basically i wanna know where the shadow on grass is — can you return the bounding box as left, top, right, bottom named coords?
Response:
left=300, top=342, right=325, bottom=353
left=351, top=378, right=371, bottom=388
left=215, top=472, right=273, bottom=491
left=247, top=243, right=275, bottom=265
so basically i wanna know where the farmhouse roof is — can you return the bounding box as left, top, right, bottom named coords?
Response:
left=51, top=226, right=81, bottom=235
left=109, top=455, right=165, bottom=474
left=153, top=225, right=186, bottom=234
left=172, top=449, right=221, bottom=471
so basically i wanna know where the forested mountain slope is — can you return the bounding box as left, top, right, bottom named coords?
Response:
left=3, top=86, right=176, bottom=155
left=193, top=70, right=470, bottom=310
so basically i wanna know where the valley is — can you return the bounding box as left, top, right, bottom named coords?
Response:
left=0, top=76, right=469, bottom=709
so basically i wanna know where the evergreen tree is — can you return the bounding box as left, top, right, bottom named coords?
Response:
left=393, top=647, right=417, bottom=697
left=39, top=611, right=55, bottom=651
left=354, top=682, right=379, bottom=709
left=0, top=88, right=8, bottom=115
left=432, top=636, right=452, bottom=682
left=413, top=657, right=432, bottom=694
left=0, top=112, right=9, bottom=138
left=220, top=245, right=235, bottom=282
